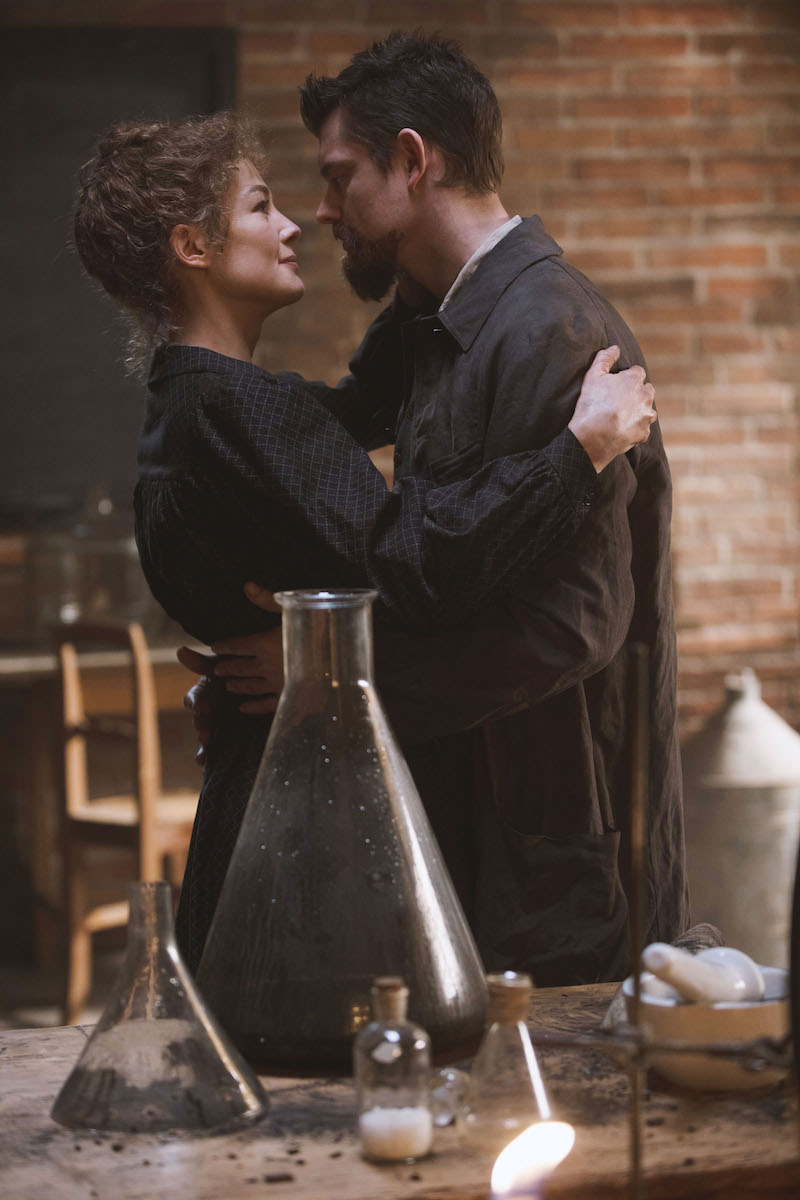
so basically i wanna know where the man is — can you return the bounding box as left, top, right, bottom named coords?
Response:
left=190, top=30, right=688, bottom=984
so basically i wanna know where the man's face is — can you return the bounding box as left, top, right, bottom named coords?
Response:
left=316, top=110, right=408, bottom=302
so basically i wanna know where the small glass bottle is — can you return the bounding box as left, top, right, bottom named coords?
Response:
left=354, top=976, right=434, bottom=1164
left=461, top=971, right=551, bottom=1156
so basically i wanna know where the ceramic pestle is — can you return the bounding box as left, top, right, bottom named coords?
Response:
left=641, top=942, right=765, bottom=1004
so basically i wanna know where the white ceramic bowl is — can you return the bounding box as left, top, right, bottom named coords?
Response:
left=622, top=966, right=789, bottom=1091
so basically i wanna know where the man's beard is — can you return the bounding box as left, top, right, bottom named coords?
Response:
left=335, top=223, right=401, bottom=302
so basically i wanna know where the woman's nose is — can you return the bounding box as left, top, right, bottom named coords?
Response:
left=278, top=213, right=301, bottom=243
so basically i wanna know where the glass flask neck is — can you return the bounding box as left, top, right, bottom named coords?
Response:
left=277, top=590, right=376, bottom=687
left=126, top=880, right=175, bottom=954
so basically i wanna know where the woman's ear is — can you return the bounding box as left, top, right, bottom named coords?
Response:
left=169, top=224, right=210, bottom=269
left=395, top=128, right=430, bottom=192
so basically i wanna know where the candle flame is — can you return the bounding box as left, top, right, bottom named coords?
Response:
left=490, top=1120, right=575, bottom=1197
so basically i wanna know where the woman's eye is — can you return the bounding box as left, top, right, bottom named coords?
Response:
left=255, top=200, right=270, bottom=213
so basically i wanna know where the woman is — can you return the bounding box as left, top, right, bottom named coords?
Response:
left=73, top=112, right=654, bottom=967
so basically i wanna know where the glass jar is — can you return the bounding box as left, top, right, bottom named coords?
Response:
left=197, top=590, right=487, bottom=1074
left=354, top=976, right=433, bottom=1163
left=461, top=972, right=550, bottom=1157
left=51, top=881, right=268, bottom=1132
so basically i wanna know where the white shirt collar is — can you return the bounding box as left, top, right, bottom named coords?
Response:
left=439, top=215, right=523, bottom=311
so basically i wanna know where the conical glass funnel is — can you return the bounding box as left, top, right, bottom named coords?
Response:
left=51, top=881, right=268, bottom=1132
left=197, top=589, right=488, bottom=1074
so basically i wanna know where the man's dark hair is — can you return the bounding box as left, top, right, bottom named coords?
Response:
left=299, top=29, right=503, bottom=196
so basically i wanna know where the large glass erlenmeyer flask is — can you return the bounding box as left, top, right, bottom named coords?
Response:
left=197, top=589, right=487, bottom=1074
left=51, top=882, right=268, bottom=1132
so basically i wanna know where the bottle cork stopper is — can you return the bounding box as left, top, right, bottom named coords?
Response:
left=486, top=971, right=533, bottom=1023
left=371, top=976, right=409, bottom=1022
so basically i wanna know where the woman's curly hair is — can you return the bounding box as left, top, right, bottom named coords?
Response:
left=73, top=111, right=268, bottom=376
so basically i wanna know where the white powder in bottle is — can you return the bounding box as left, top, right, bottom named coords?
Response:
left=359, top=1105, right=433, bottom=1161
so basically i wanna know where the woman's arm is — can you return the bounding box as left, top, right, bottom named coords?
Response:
left=195, top=348, right=652, bottom=633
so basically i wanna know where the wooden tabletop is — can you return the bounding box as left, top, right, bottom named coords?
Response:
left=1, top=984, right=798, bottom=1200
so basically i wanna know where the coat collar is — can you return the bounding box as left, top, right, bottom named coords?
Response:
left=434, top=216, right=563, bottom=352
left=148, top=343, right=260, bottom=387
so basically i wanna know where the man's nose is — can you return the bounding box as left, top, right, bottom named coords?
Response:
left=316, top=189, right=339, bottom=225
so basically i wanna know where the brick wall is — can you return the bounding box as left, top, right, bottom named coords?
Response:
left=5, top=0, right=800, bottom=734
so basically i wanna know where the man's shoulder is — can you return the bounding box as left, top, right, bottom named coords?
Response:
left=489, top=249, right=644, bottom=364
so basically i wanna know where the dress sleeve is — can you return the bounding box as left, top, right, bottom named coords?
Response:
left=194, top=368, right=597, bottom=633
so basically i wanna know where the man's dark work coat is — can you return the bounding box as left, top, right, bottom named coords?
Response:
left=374, top=216, right=689, bottom=984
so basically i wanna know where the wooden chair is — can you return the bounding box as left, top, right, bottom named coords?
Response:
left=57, top=620, right=198, bottom=1023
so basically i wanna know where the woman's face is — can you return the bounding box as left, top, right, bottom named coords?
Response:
left=207, top=160, right=304, bottom=315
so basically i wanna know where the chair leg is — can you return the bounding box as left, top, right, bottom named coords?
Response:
left=65, top=924, right=92, bottom=1026
left=63, top=864, right=91, bottom=1026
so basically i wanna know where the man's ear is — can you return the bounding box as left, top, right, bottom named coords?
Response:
left=396, top=128, right=431, bottom=192
left=170, top=224, right=210, bottom=269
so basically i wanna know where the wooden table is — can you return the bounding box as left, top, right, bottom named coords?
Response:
left=1, top=984, right=798, bottom=1199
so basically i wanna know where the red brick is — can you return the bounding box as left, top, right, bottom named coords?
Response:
left=768, top=125, right=800, bottom=149
left=568, top=247, right=637, bottom=272
left=699, top=383, right=795, bottom=413
left=365, top=0, right=488, bottom=25
left=656, top=184, right=767, bottom=207
left=240, top=59, right=312, bottom=89
left=575, top=214, right=694, bottom=238
left=635, top=300, right=744, bottom=325
left=504, top=65, right=614, bottom=90
left=499, top=96, right=560, bottom=121
left=568, top=32, right=688, bottom=57
left=648, top=244, right=767, bottom=269
left=483, top=30, right=560, bottom=59
left=572, top=95, right=691, bottom=119
left=775, top=185, right=800, bottom=204
left=752, top=1, right=800, bottom=29
left=499, top=2, right=617, bottom=27
left=706, top=212, right=800, bottom=235
left=241, top=89, right=307, bottom=120
left=707, top=276, right=792, bottom=302
left=697, top=31, right=800, bottom=56
left=516, top=126, right=615, bottom=151
left=635, top=331, right=694, bottom=357
left=775, top=331, right=800, bottom=353
left=504, top=157, right=572, bottom=183
left=619, top=126, right=765, bottom=151
left=542, top=184, right=650, bottom=208
left=727, top=363, right=792, bottom=384
left=575, top=157, right=691, bottom=181
left=665, top=424, right=746, bottom=446
left=624, top=64, right=734, bottom=90
left=696, top=93, right=800, bottom=118
left=738, top=62, right=800, bottom=90
left=241, top=0, right=367, bottom=21
left=128, top=0, right=234, bottom=20
left=699, top=331, right=767, bottom=354
left=703, top=156, right=800, bottom=180
left=243, top=32, right=302, bottom=57
left=627, top=3, right=749, bottom=27
left=754, top=280, right=800, bottom=326
left=308, top=31, right=373, bottom=56
left=650, top=360, right=715, bottom=388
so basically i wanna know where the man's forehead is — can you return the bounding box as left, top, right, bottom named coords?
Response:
left=317, top=109, right=364, bottom=170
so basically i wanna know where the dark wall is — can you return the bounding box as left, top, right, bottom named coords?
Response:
left=0, top=27, right=236, bottom=525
